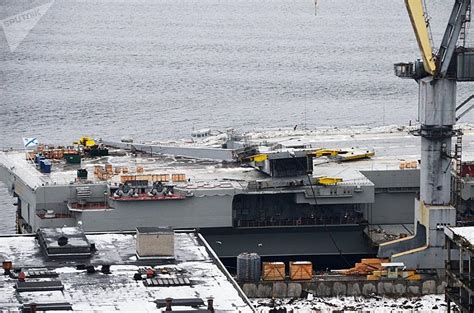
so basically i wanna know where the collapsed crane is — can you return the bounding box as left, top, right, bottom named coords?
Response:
left=378, top=0, right=474, bottom=269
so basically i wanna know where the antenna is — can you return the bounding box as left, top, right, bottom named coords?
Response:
left=304, top=92, right=307, bottom=130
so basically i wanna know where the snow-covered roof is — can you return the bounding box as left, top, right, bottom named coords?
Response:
left=0, top=231, right=253, bottom=312
left=445, top=226, right=474, bottom=252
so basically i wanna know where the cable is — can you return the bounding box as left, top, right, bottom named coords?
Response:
left=289, top=152, right=352, bottom=267
left=303, top=169, right=352, bottom=268
left=423, top=0, right=437, bottom=55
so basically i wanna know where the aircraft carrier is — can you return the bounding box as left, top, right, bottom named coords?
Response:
left=2, top=124, right=474, bottom=267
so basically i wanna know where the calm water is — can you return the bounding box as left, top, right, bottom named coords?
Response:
left=0, top=0, right=472, bottom=233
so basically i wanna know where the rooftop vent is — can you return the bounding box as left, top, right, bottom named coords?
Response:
left=136, top=227, right=174, bottom=259
left=37, top=227, right=93, bottom=259
left=15, top=280, right=64, bottom=292
left=155, top=298, right=205, bottom=309
left=21, top=302, right=72, bottom=312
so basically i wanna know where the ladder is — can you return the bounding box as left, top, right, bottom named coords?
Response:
left=454, top=134, right=463, bottom=207
left=460, top=1, right=471, bottom=47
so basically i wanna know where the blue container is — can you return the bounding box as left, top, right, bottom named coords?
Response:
left=34, top=154, right=43, bottom=164
left=41, top=160, right=52, bottom=173
left=39, top=159, right=45, bottom=170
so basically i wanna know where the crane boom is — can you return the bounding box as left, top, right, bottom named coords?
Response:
left=405, top=0, right=437, bottom=75
left=437, top=0, right=471, bottom=77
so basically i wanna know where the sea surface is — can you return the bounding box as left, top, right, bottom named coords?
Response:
left=0, top=0, right=472, bottom=233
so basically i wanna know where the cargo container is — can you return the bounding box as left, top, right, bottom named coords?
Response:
left=289, top=261, right=313, bottom=280
left=172, top=173, right=187, bottom=182
left=77, top=169, right=88, bottom=180
left=236, top=252, right=261, bottom=282
left=456, top=50, right=474, bottom=82
left=40, top=160, right=52, bottom=174
left=34, top=154, right=44, bottom=164
left=262, top=262, right=285, bottom=281
left=461, top=162, right=474, bottom=177
left=153, top=174, right=169, bottom=182
left=64, top=153, right=81, bottom=164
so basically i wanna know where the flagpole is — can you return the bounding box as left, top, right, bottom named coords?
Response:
left=22, top=137, right=38, bottom=167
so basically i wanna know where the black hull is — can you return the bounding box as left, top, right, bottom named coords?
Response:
left=201, top=224, right=376, bottom=270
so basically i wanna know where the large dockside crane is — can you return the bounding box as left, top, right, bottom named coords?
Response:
left=378, top=0, right=474, bottom=269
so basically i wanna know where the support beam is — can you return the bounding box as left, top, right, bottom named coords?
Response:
left=456, top=94, right=474, bottom=121
left=437, top=0, right=471, bottom=77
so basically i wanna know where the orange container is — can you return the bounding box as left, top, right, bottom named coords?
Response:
left=289, top=261, right=313, bottom=280
left=51, top=149, right=64, bottom=159
left=120, top=175, right=135, bottom=183
left=94, top=165, right=102, bottom=175
left=152, top=174, right=169, bottom=182
left=172, top=173, right=186, bottom=182
left=105, top=164, right=113, bottom=174
left=262, top=262, right=285, bottom=281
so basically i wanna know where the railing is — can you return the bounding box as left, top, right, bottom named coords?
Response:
left=235, top=216, right=363, bottom=228
left=67, top=202, right=109, bottom=211
left=37, top=212, right=72, bottom=219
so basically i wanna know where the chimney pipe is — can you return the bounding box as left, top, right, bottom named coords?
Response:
left=18, top=271, right=26, bottom=282
left=165, top=297, right=172, bottom=311
left=207, top=297, right=214, bottom=312
left=2, top=260, right=12, bottom=275
left=101, top=264, right=111, bottom=274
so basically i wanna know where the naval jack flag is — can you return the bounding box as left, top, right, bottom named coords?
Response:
left=23, top=137, right=38, bottom=149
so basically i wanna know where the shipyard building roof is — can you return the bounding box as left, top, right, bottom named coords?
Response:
left=0, top=231, right=253, bottom=312
left=445, top=226, right=474, bottom=253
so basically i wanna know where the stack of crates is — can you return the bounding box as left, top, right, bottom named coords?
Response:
left=171, top=174, right=186, bottom=182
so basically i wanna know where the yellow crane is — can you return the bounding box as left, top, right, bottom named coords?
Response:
left=404, top=0, right=437, bottom=75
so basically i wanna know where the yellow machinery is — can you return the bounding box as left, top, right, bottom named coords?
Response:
left=246, top=148, right=374, bottom=163
left=367, top=263, right=422, bottom=281
left=310, top=148, right=374, bottom=161
left=341, top=258, right=421, bottom=281
left=315, top=177, right=343, bottom=186
left=74, top=137, right=96, bottom=148
left=337, top=150, right=375, bottom=162
left=247, top=153, right=268, bottom=163
left=312, top=149, right=340, bottom=158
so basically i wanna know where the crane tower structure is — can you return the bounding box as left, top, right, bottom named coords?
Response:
left=378, top=0, right=474, bottom=269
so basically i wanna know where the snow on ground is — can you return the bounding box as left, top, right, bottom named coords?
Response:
left=244, top=123, right=474, bottom=141
left=252, top=295, right=454, bottom=312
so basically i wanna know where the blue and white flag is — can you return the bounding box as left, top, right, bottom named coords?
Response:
left=23, top=137, right=38, bottom=148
